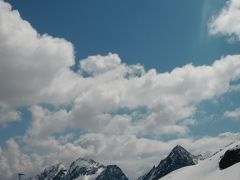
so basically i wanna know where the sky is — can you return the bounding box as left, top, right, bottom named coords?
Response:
left=0, top=0, right=240, bottom=179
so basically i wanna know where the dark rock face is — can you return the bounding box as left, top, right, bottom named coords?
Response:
left=219, top=145, right=240, bottom=170
left=138, top=145, right=196, bottom=180
left=96, top=165, right=128, bottom=180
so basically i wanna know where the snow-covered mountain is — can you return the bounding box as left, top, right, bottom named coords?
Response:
left=25, top=158, right=128, bottom=180
left=25, top=142, right=240, bottom=180
left=138, top=145, right=196, bottom=180
left=26, top=163, right=67, bottom=180
left=65, top=157, right=105, bottom=180
left=161, top=142, right=240, bottom=180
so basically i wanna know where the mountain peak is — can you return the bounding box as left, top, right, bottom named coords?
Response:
left=138, top=145, right=195, bottom=180
left=169, top=145, right=193, bottom=159
left=25, top=163, right=67, bottom=180
left=96, top=165, right=128, bottom=180
left=171, top=145, right=188, bottom=154
left=155, top=142, right=240, bottom=180
left=173, top=145, right=185, bottom=150
left=66, top=157, right=105, bottom=179
left=25, top=157, right=130, bottom=180
left=74, top=157, right=99, bottom=165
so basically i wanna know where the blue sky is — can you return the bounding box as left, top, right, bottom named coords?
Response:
left=1, top=0, right=240, bottom=179
left=6, top=0, right=239, bottom=71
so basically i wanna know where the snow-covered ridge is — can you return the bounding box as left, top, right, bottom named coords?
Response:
left=26, top=163, right=67, bottom=180
left=25, top=157, right=128, bottom=180
left=25, top=142, right=240, bottom=180
left=161, top=141, right=240, bottom=180
left=65, top=157, right=105, bottom=179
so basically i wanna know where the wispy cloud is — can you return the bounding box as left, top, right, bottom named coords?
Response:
left=224, top=108, right=240, bottom=120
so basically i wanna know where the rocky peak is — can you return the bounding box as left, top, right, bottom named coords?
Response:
left=66, top=157, right=105, bottom=179
left=25, top=163, right=67, bottom=180
left=138, top=145, right=196, bottom=180
left=167, top=145, right=195, bottom=164
left=96, top=165, right=128, bottom=180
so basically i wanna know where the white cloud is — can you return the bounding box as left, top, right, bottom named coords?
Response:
left=79, top=53, right=122, bottom=76
left=23, top=55, right=240, bottom=138
left=27, top=106, right=70, bottom=138
left=224, top=107, right=240, bottom=120
left=71, top=55, right=240, bottom=136
left=209, top=0, right=240, bottom=41
left=0, top=102, right=20, bottom=127
left=0, top=0, right=77, bottom=108
left=0, top=138, right=44, bottom=179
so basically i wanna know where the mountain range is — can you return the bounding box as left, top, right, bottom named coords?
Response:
left=25, top=157, right=128, bottom=180
left=24, top=141, right=240, bottom=180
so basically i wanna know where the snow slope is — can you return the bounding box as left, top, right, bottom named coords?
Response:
left=161, top=142, right=240, bottom=180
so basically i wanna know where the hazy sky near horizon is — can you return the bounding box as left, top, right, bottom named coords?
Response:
left=1, top=0, right=240, bottom=179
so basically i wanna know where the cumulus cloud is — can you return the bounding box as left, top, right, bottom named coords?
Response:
left=209, top=0, right=240, bottom=41
left=27, top=106, right=70, bottom=138
left=0, top=102, right=20, bottom=127
left=0, top=0, right=77, bottom=109
left=0, top=138, right=44, bottom=179
left=23, top=54, right=240, bottom=138
left=64, top=55, right=240, bottom=136
left=79, top=53, right=122, bottom=76
left=224, top=107, right=240, bottom=120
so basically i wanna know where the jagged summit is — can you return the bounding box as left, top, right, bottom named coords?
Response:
left=73, top=157, right=99, bottom=164
left=26, top=157, right=128, bottom=180
left=66, top=157, right=105, bottom=179
left=171, top=145, right=187, bottom=153
left=138, top=145, right=196, bottom=180
left=68, top=157, right=104, bottom=171
left=96, top=165, right=128, bottom=180
left=25, top=163, right=67, bottom=180
left=169, top=145, right=190, bottom=157
left=168, top=145, right=196, bottom=164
